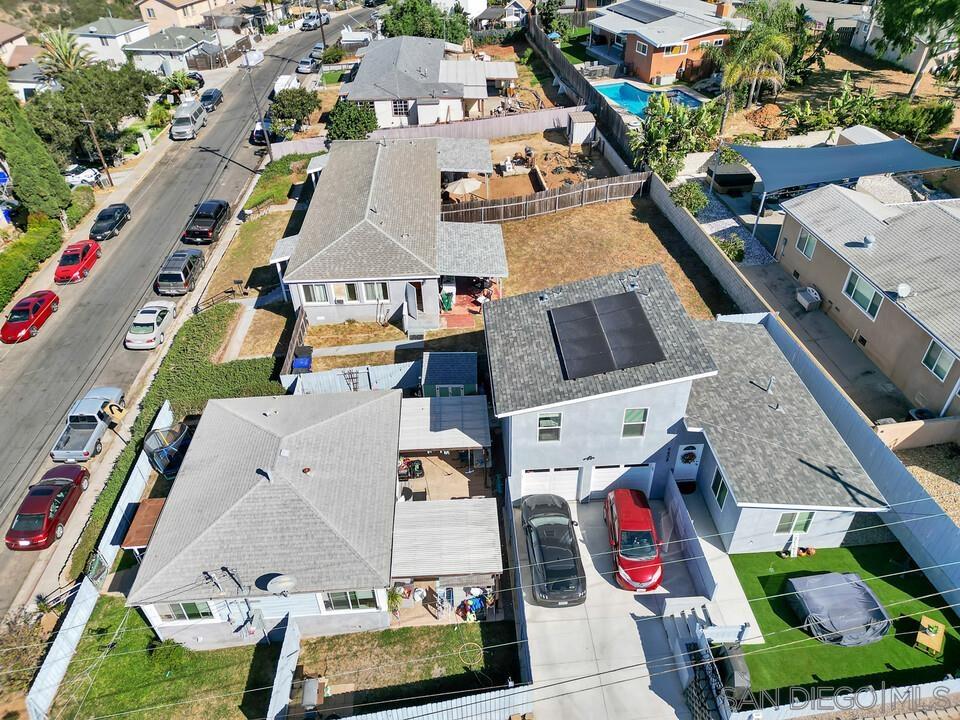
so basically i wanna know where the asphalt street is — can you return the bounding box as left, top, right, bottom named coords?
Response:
left=0, top=11, right=371, bottom=614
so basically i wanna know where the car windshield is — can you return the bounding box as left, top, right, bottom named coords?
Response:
left=158, top=273, right=184, bottom=284
left=528, top=514, right=568, bottom=528
left=59, top=253, right=80, bottom=266
left=11, top=514, right=44, bottom=532
left=95, top=209, right=115, bottom=222
left=68, top=414, right=99, bottom=428
left=201, top=91, right=216, bottom=100
left=620, top=530, right=658, bottom=560
left=8, top=308, right=30, bottom=322
left=130, top=322, right=155, bottom=334
left=194, top=206, right=217, bottom=218
left=172, top=117, right=193, bottom=127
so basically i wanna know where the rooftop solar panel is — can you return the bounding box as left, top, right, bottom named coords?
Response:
left=548, top=292, right=665, bottom=380
left=612, top=0, right=674, bottom=24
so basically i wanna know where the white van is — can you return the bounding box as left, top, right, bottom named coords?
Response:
left=170, top=101, right=207, bottom=140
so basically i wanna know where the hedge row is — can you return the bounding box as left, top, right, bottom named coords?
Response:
left=66, top=186, right=95, bottom=229
left=243, top=151, right=324, bottom=210
left=0, top=216, right=63, bottom=312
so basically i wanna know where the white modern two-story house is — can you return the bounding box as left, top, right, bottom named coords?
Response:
left=70, top=17, right=151, bottom=65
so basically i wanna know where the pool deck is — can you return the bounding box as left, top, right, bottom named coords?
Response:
left=590, top=78, right=710, bottom=124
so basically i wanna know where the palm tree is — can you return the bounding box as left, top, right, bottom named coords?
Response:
left=38, top=27, right=93, bottom=78
left=737, top=0, right=793, bottom=107
left=704, top=29, right=754, bottom=134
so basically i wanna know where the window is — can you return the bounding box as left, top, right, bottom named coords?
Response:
left=635, top=41, right=648, bottom=55
left=332, top=283, right=359, bottom=303
left=392, top=99, right=410, bottom=116
left=922, top=340, right=954, bottom=381
left=796, top=230, right=816, bottom=260
left=363, top=281, right=389, bottom=303
left=622, top=408, right=648, bottom=438
left=100, top=37, right=110, bottom=46
left=537, top=413, right=561, bottom=442
left=302, top=284, right=328, bottom=304
left=775, top=511, right=815, bottom=534
left=48, top=488, right=69, bottom=518
left=613, top=33, right=625, bottom=48
left=146, top=7, right=156, bottom=16
left=664, top=44, right=688, bottom=56
left=711, top=468, right=728, bottom=509
left=713, top=38, right=724, bottom=46
left=323, top=590, right=378, bottom=611
left=356, top=101, right=374, bottom=111
left=157, top=601, right=213, bottom=621
left=843, top=270, right=882, bottom=319
left=699, top=40, right=711, bottom=48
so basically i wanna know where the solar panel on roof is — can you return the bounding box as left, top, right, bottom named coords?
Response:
left=612, top=0, right=674, bottom=24
left=548, top=292, right=666, bottom=380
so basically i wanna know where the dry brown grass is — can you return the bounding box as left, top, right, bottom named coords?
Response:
left=501, top=197, right=738, bottom=319
left=896, top=443, right=960, bottom=525
left=205, top=212, right=293, bottom=300
left=239, top=303, right=294, bottom=359
left=305, top=320, right=406, bottom=348
left=311, top=350, right=397, bottom=371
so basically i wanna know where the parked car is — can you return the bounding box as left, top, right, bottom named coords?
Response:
left=62, top=164, right=101, bottom=188
left=199, top=88, right=223, bottom=112
left=182, top=199, right=230, bottom=243
left=125, top=301, right=177, bottom=350
left=4, top=466, right=89, bottom=550
left=250, top=116, right=275, bottom=145
left=89, top=203, right=131, bottom=241
left=170, top=101, right=207, bottom=141
left=144, top=422, right=192, bottom=478
left=603, top=488, right=663, bottom=591
left=154, top=248, right=205, bottom=296
left=309, top=42, right=326, bottom=59
left=54, top=240, right=101, bottom=284
left=49, top=387, right=125, bottom=463
left=1, top=290, right=59, bottom=344
left=187, top=70, right=205, bottom=89
left=521, top=494, right=586, bottom=606
left=301, top=13, right=329, bottom=29
left=297, top=56, right=319, bottom=74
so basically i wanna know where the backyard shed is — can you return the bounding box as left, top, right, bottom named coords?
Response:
left=399, top=395, right=491, bottom=452
left=566, top=110, right=596, bottom=146
left=421, top=352, right=478, bottom=397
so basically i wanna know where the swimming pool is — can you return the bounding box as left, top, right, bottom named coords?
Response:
left=595, top=82, right=702, bottom=117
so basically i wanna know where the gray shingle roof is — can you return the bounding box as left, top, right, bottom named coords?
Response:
left=782, top=185, right=960, bottom=355
left=421, top=352, right=478, bottom=387
left=437, top=137, right=494, bottom=174
left=687, top=321, right=886, bottom=509
left=123, top=27, right=214, bottom=52
left=483, top=266, right=718, bottom=416
left=341, top=36, right=461, bottom=102
left=70, top=16, right=147, bottom=36
left=437, top=222, right=508, bottom=278
left=127, top=392, right=402, bottom=604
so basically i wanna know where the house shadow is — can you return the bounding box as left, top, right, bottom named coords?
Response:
left=577, top=503, right=619, bottom=589
left=237, top=640, right=282, bottom=719
left=629, top=611, right=692, bottom=710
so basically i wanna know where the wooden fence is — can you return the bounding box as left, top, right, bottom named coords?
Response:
left=440, top=171, right=649, bottom=223
left=280, top=305, right=308, bottom=376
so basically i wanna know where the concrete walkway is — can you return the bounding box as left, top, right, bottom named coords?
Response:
left=219, top=287, right=284, bottom=362
left=311, top=338, right=425, bottom=357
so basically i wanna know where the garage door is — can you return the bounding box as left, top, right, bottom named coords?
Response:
left=521, top=467, right=581, bottom=499
left=589, top=464, right=654, bottom=498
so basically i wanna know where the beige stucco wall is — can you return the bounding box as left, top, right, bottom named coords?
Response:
left=0, top=35, right=27, bottom=66
left=777, top=213, right=960, bottom=416
left=138, top=0, right=232, bottom=33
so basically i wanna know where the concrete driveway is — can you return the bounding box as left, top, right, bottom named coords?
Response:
left=516, top=501, right=692, bottom=720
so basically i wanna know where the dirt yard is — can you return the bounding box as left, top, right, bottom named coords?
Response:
left=239, top=302, right=294, bottom=359
left=204, top=211, right=293, bottom=301
left=477, top=40, right=563, bottom=109
left=896, top=443, right=960, bottom=525
left=491, top=129, right=616, bottom=187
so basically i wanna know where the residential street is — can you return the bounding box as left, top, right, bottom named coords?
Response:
left=0, top=11, right=370, bottom=615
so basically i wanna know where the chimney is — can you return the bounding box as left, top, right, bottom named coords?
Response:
left=715, top=2, right=733, bottom=18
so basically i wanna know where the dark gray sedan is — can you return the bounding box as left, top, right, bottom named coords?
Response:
left=200, top=88, right=223, bottom=112
left=521, top=494, right=586, bottom=607
left=88, top=203, right=131, bottom=241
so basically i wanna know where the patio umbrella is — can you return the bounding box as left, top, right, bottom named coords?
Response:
left=445, top=178, right=482, bottom=196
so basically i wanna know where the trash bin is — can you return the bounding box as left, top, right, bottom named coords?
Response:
left=292, top=345, right=313, bottom=374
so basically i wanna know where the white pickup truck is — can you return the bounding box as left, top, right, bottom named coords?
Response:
left=272, top=74, right=299, bottom=98
left=49, top=387, right=125, bottom=463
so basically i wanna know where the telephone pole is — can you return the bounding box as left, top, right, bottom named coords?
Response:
left=79, top=103, right=113, bottom=187
left=245, top=66, right=274, bottom=162
left=315, top=0, right=328, bottom=85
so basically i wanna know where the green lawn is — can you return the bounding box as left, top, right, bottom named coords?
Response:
left=321, top=69, right=344, bottom=85
left=731, top=544, right=960, bottom=700
left=560, top=27, right=592, bottom=65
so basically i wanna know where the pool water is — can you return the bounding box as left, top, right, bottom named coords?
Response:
left=596, top=82, right=702, bottom=117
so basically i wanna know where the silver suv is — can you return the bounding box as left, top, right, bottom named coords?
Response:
left=154, top=249, right=205, bottom=296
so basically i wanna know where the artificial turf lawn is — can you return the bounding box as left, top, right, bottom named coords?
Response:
left=730, top=543, right=960, bottom=697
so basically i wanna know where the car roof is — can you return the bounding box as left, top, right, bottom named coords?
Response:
left=40, top=465, right=86, bottom=482
left=196, top=199, right=223, bottom=211
left=23, top=291, right=51, bottom=302
left=610, top=488, right=654, bottom=528
left=63, top=242, right=88, bottom=252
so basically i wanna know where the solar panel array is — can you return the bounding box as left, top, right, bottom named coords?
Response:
left=549, top=292, right=666, bottom=380
left=611, top=0, right=675, bottom=24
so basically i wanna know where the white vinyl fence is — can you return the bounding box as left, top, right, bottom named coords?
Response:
left=266, top=617, right=301, bottom=720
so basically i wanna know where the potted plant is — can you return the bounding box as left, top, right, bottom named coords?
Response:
left=387, top=586, right=404, bottom=619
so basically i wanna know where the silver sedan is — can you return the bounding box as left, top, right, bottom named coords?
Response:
left=124, top=301, right=177, bottom=350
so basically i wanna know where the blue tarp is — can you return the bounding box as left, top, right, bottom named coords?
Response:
left=731, top=138, right=960, bottom=194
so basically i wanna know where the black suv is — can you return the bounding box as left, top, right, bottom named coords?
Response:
left=521, top=494, right=587, bottom=607
left=181, top=199, right=230, bottom=243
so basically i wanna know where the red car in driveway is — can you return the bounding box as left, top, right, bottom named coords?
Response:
left=54, top=240, right=101, bottom=284
left=5, top=466, right=89, bottom=550
left=1, top=290, right=59, bottom=344
left=603, top=488, right=663, bottom=591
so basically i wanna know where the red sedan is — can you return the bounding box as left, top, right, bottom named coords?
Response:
left=604, top=488, right=663, bottom=591
left=5, top=466, right=89, bottom=550
left=54, top=240, right=101, bottom=284
left=1, top=290, right=59, bottom=344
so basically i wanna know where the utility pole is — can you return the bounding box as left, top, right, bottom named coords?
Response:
left=245, top=65, right=274, bottom=162
left=315, top=0, right=328, bottom=85
left=79, top=103, right=113, bottom=187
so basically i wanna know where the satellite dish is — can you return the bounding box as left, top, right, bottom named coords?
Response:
left=897, top=283, right=912, bottom=299
left=266, top=575, right=297, bottom=595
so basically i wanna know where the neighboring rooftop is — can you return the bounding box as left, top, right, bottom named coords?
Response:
left=591, top=0, right=749, bottom=47
left=70, top=17, right=148, bottom=36
left=782, top=184, right=960, bottom=355
left=483, top=266, right=718, bottom=416
left=127, top=392, right=402, bottom=604
left=7, top=61, right=45, bottom=84
left=5, top=44, right=41, bottom=68
left=123, top=27, right=215, bottom=52
left=687, top=320, right=886, bottom=510
left=0, top=21, right=25, bottom=45
left=421, top=352, right=478, bottom=389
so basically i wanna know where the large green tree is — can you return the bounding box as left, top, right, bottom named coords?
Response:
left=38, top=26, right=93, bottom=78
left=382, top=0, right=470, bottom=44
left=326, top=100, right=378, bottom=141
left=0, top=76, right=71, bottom=217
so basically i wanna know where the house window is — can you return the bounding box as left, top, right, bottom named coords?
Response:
left=922, top=340, right=954, bottom=381
left=775, top=511, right=815, bottom=534
left=713, top=38, right=724, bottom=46
left=843, top=270, right=882, bottom=319
left=355, top=101, right=374, bottom=111
left=711, top=468, right=728, bottom=510
left=699, top=40, right=711, bottom=48
left=613, top=33, right=625, bottom=48
left=636, top=41, right=648, bottom=55
left=157, top=601, right=213, bottom=621
left=392, top=99, right=410, bottom=116
left=146, top=7, right=156, bottom=16
left=622, top=408, right=648, bottom=438
left=100, top=37, right=110, bottom=46
left=796, top=230, right=816, bottom=260
left=332, top=283, right=359, bottom=303
left=537, top=413, right=561, bottom=442
left=363, top=281, right=389, bottom=302
left=302, top=284, right=328, bottom=304
left=323, top=590, right=378, bottom=611
left=663, top=44, right=688, bottom=56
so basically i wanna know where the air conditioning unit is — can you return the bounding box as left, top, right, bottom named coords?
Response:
left=795, top=286, right=821, bottom=312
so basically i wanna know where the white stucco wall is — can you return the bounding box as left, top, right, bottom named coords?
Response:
left=130, top=51, right=190, bottom=75
left=291, top=278, right=441, bottom=326
left=75, top=25, right=151, bottom=65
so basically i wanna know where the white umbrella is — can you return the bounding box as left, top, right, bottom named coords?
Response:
left=445, top=178, right=482, bottom=196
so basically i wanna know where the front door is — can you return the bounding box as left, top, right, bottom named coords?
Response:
left=673, top=444, right=703, bottom=481
left=405, top=281, right=425, bottom=319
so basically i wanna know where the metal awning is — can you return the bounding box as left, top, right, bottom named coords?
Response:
left=270, top=233, right=300, bottom=264
left=121, top=498, right=166, bottom=550
left=306, top=153, right=328, bottom=176
left=436, top=138, right=494, bottom=174
left=437, top=222, right=508, bottom=278
left=399, top=395, right=491, bottom=451
left=391, top=499, right=503, bottom=578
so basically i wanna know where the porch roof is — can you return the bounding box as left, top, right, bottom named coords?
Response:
left=437, top=137, right=494, bottom=174
left=269, top=233, right=299, bottom=264
left=399, top=395, right=491, bottom=451
left=437, top=222, right=508, bottom=278
left=121, top=498, right=165, bottom=550
left=391, top=499, right=503, bottom=578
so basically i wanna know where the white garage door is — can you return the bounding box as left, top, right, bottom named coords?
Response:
left=589, top=463, right=654, bottom=498
left=522, top=467, right=581, bottom=499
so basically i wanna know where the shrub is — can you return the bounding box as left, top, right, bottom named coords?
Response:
left=148, top=639, right=187, bottom=671
left=0, top=215, right=63, bottom=312
left=326, top=100, right=377, bottom=141
left=65, top=186, right=95, bottom=228
left=272, top=87, right=319, bottom=122
left=670, top=181, right=709, bottom=216
left=146, top=102, right=171, bottom=130
left=470, top=28, right=524, bottom=45
left=715, top=235, right=745, bottom=262
left=243, top=151, right=324, bottom=210
left=875, top=99, right=954, bottom=141
left=264, top=23, right=279, bottom=34
left=321, top=45, right=345, bottom=64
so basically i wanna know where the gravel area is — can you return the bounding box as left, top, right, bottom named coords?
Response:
left=692, top=180, right=775, bottom=266
left=896, top=443, right=960, bottom=525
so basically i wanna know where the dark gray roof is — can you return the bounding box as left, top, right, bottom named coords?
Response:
left=7, top=62, right=45, bottom=84
left=437, top=222, right=508, bottom=278
left=421, top=352, right=478, bottom=387
left=437, top=137, right=494, bottom=174
left=687, top=321, right=886, bottom=510
left=341, top=36, right=461, bottom=102
left=483, top=266, right=718, bottom=416
left=123, top=27, right=214, bottom=52
left=782, top=184, right=960, bottom=355
left=127, top=392, right=402, bottom=604
left=476, top=6, right=506, bottom=20
left=70, top=16, right=147, bottom=36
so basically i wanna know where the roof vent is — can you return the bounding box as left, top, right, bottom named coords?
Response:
left=261, top=409, right=278, bottom=417
left=896, top=282, right=912, bottom=299
left=302, top=466, right=313, bottom=476
left=279, top=448, right=290, bottom=458
left=863, top=234, right=876, bottom=247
